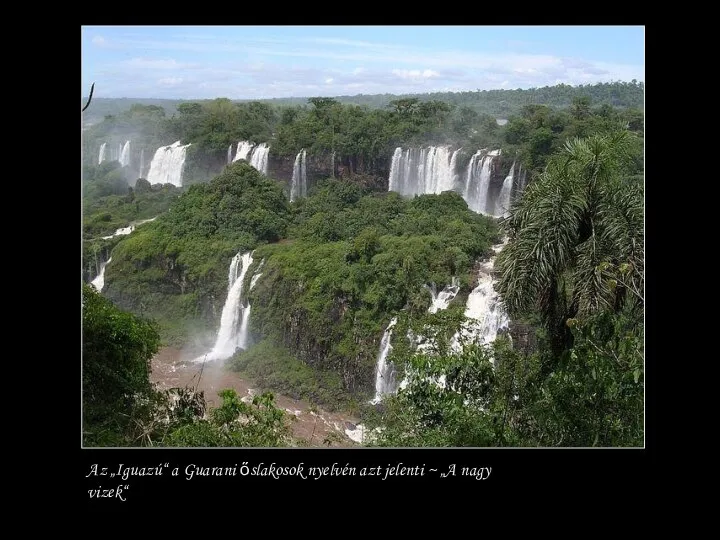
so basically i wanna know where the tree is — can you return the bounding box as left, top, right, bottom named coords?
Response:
left=495, top=130, right=644, bottom=360
left=82, top=283, right=160, bottom=446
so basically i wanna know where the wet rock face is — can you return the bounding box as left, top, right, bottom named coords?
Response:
left=508, top=321, right=538, bottom=355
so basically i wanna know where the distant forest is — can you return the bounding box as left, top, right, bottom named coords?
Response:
left=81, top=81, right=644, bottom=126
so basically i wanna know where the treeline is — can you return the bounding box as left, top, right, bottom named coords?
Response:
left=83, top=83, right=644, bottom=189
left=82, top=81, right=644, bottom=125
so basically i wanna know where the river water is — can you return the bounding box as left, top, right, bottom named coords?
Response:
left=150, top=347, right=360, bottom=448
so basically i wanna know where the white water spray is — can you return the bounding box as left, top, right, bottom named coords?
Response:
left=370, top=317, right=398, bottom=404
left=290, top=149, right=307, bottom=202
left=90, top=257, right=112, bottom=292
left=147, top=141, right=191, bottom=187
left=98, top=143, right=107, bottom=164
left=452, top=241, right=510, bottom=361
left=196, top=251, right=255, bottom=362
left=119, top=141, right=131, bottom=167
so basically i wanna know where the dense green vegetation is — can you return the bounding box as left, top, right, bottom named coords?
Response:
left=363, top=128, right=644, bottom=447
left=103, top=161, right=289, bottom=344
left=82, top=81, right=644, bottom=126
left=83, top=282, right=292, bottom=447
left=82, top=82, right=644, bottom=188
left=83, top=81, right=644, bottom=447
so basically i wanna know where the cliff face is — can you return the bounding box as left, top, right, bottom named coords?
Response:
left=185, top=148, right=392, bottom=194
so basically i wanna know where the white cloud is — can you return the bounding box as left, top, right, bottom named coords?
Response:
left=392, top=69, right=441, bottom=81
left=82, top=31, right=643, bottom=99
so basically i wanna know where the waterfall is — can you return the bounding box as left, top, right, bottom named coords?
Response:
left=387, top=146, right=460, bottom=198
left=227, top=144, right=233, bottom=165
left=249, top=143, right=269, bottom=175
left=452, top=241, right=510, bottom=363
left=426, top=277, right=460, bottom=314
left=233, top=141, right=255, bottom=163
left=139, top=148, right=145, bottom=178
left=100, top=216, right=157, bottom=240
left=493, top=161, right=515, bottom=218
left=370, top=317, right=398, bottom=404
left=119, top=141, right=131, bottom=167
left=232, top=141, right=270, bottom=175
left=90, top=257, right=112, bottom=292
left=463, top=149, right=500, bottom=215
left=289, top=149, right=307, bottom=202
left=147, top=141, right=191, bottom=187
left=196, top=251, right=255, bottom=362
left=237, top=258, right=265, bottom=354
left=98, top=143, right=107, bottom=164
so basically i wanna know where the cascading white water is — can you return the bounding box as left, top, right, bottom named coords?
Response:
left=232, top=141, right=270, bottom=174
left=452, top=241, right=510, bottom=363
left=147, top=141, right=191, bottom=187
left=289, top=149, right=307, bottom=202
left=196, top=251, right=255, bottom=362
left=227, top=144, right=233, bottom=165
left=426, top=277, right=460, bottom=314
left=237, top=258, right=265, bottom=355
left=249, top=143, right=269, bottom=175
left=388, top=146, right=460, bottom=198
left=139, top=148, right=145, bottom=178
left=233, top=141, right=254, bottom=163
left=463, top=149, right=500, bottom=215
left=98, top=143, right=107, bottom=164
left=493, top=161, right=515, bottom=218
left=90, top=257, right=112, bottom=292
left=119, top=141, right=131, bottom=167
left=100, top=216, right=157, bottom=240
left=370, top=317, right=398, bottom=404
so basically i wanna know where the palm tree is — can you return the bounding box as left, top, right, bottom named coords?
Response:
left=495, top=130, right=644, bottom=361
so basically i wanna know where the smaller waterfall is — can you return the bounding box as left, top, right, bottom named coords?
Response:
left=493, top=161, right=515, bottom=218
left=147, top=141, right=191, bottom=187
left=426, top=277, right=460, bottom=314
left=98, top=143, right=107, bottom=164
left=196, top=251, right=254, bottom=362
left=90, top=257, right=112, bottom=292
left=463, top=149, right=500, bottom=215
left=119, top=141, right=131, bottom=167
left=100, top=216, right=157, bottom=240
left=387, top=146, right=459, bottom=198
left=232, top=141, right=270, bottom=174
left=451, top=242, right=510, bottom=362
left=289, top=149, right=307, bottom=202
left=237, top=258, right=265, bottom=353
left=227, top=144, right=233, bottom=165
left=249, top=143, right=269, bottom=174
left=233, top=141, right=255, bottom=163
left=370, top=317, right=398, bottom=404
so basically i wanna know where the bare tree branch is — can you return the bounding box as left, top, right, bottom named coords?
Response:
left=82, top=83, right=95, bottom=112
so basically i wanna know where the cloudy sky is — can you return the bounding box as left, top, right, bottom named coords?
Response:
left=81, top=26, right=644, bottom=100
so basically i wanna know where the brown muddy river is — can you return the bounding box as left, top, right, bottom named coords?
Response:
left=150, top=347, right=363, bottom=448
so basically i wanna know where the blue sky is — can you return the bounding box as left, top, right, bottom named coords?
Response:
left=81, top=26, right=644, bottom=100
